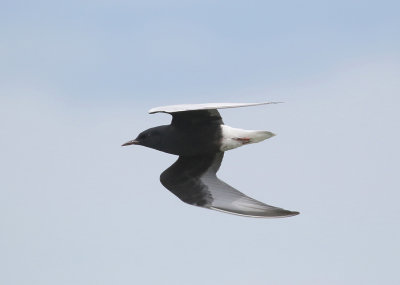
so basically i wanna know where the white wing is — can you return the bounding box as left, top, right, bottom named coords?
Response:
left=149, top=102, right=282, bottom=114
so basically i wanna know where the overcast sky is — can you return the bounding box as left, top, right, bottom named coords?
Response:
left=1, top=1, right=400, bottom=284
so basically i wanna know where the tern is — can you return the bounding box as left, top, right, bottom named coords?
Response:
left=123, top=102, right=299, bottom=218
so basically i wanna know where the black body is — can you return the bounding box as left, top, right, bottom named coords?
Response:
left=134, top=110, right=223, bottom=156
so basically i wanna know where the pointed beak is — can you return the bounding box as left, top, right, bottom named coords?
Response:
left=121, top=139, right=140, bottom=146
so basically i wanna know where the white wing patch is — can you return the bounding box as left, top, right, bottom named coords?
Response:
left=149, top=102, right=282, bottom=114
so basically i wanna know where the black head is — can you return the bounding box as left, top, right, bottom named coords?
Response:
left=122, top=126, right=165, bottom=150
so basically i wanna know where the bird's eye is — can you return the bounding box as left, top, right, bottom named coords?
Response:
left=139, top=133, right=150, bottom=139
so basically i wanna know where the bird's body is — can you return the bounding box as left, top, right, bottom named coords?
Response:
left=123, top=102, right=299, bottom=218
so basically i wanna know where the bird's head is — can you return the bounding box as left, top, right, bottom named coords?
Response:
left=122, top=127, right=164, bottom=150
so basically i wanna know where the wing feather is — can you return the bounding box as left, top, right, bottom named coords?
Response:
left=149, top=102, right=282, bottom=114
left=160, top=152, right=299, bottom=218
left=201, top=153, right=299, bottom=218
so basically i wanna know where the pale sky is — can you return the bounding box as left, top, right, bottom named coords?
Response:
left=1, top=1, right=400, bottom=284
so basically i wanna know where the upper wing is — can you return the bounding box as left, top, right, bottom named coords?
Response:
left=170, top=109, right=223, bottom=127
left=160, top=152, right=299, bottom=218
left=149, top=102, right=281, bottom=128
left=148, top=102, right=282, bottom=114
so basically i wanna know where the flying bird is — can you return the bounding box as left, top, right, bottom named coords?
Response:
left=122, top=102, right=299, bottom=218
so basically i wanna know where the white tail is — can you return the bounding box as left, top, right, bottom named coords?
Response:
left=220, top=125, right=275, bottom=151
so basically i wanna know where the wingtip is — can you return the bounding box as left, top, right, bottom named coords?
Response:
left=148, top=107, right=158, bottom=114
left=210, top=206, right=300, bottom=218
left=274, top=209, right=300, bottom=218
